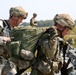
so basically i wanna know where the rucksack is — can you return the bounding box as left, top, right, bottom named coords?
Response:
left=7, top=26, right=48, bottom=68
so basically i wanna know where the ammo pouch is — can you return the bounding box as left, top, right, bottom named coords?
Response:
left=8, top=41, right=34, bottom=69
left=37, top=60, right=62, bottom=74
left=18, top=49, right=34, bottom=69
left=37, top=61, right=52, bottom=75
left=8, top=41, right=34, bottom=60
left=8, top=41, right=21, bottom=57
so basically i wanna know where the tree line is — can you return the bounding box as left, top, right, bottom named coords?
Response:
left=21, top=20, right=76, bottom=27
left=21, top=20, right=54, bottom=27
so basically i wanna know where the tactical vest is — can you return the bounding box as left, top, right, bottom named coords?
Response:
left=0, top=20, right=11, bottom=59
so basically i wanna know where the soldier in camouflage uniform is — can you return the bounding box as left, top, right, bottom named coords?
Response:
left=30, top=13, right=38, bottom=27
left=30, top=14, right=75, bottom=75
left=0, top=6, right=28, bottom=75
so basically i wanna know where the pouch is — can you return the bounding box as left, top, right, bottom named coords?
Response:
left=37, top=61, right=51, bottom=75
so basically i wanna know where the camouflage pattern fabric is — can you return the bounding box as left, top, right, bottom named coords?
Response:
left=1, top=60, right=17, bottom=75
left=30, top=68, right=54, bottom=75
left=30, top=26, right=63, bottom=75
left=9, top=6, right=28, bottom=19
left=54, top=14, right=75, bottom=30
left=8, top=26, right=47, bottom=69
left=0, top=20, right=17, bottom=75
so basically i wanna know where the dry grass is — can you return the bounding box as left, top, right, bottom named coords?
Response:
left=64, top=35, right=76, bottom=48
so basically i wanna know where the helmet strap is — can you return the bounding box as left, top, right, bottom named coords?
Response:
left=57, top=27, right=65, bottom=38
left=15, top=20, right=18, bottom=26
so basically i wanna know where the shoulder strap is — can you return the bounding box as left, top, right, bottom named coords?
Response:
left=0, top=19, right=6, bottom=27
left=3, top=20, right=11, bottom=30
left=0, top=19, right=11, bottom=30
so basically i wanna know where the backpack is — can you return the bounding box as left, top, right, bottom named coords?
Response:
left=7, top=26, right=48, bottom=68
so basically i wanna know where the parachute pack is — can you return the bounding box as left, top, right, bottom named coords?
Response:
left=8, top=26, right=48, bottom=67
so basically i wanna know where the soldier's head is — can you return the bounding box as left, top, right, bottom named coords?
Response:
left=33, top=13, right=37, bottom=17
left=9, top=6, right=28, bottom=26
left=9, top=6, right=28, bottom=19
left=54, top=14, right=75, bottom=37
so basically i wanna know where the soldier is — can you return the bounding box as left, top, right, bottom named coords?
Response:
left=30, top=14, right=75, bottom=75
left=0, top=6, right=28, bottom=75
left=30, top=13, right=38, bottom=27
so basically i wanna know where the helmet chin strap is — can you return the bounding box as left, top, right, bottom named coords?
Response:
left=15, top=17, right=20, bottom=26
left=15, top=20, right=19, bottom=26
left=57, top=27, right=65, bottom=38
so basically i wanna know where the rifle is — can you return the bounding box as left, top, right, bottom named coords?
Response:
left=61, top=42, right=72, bottom=75
left=57, top=37, right=74, bottom=75
left=68, top=49, right=76, bottom=69
left=61, top=58, right=73, bottom=75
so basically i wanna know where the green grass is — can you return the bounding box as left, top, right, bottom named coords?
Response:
left=64, top=35, right=76, bottom=48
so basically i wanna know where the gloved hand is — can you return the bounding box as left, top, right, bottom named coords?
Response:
left=52, top=61, right=62, bottom=73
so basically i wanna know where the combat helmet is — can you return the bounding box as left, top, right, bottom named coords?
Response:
left=9, top=6, right=28, bottom=19
left=54, top=14, right=75, bottom=30
left=33, top=13, right=37, bottom=17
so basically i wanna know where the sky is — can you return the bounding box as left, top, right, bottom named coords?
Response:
left=0, top=0, right=76, bottom=22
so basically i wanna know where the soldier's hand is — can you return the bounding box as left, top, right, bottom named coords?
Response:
left=5, top=37, right=11, bottom=42
left=0, top=36, right=11, bottom=43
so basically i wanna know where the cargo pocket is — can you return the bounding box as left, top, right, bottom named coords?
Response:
left=37, top=61, right=52, bottom=75
left=8, top=41, right=21, bottom=57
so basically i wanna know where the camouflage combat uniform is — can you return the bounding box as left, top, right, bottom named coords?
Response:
left=4, top=13, right=75, bottom=75
left=0, top=6, right=28, bottom=75
left=0, top=19, right=17, bottom=75
left=30, top=26, right=62, bottom=75
left=30, top=14, right=75, bottom=75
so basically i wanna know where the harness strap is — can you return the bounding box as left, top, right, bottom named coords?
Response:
left=0, top=19, right=11, bottom=30
left=3, top=20, right=11, bottom=30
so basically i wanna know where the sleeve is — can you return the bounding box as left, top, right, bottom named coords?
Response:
left=0, top=20, right=6, bottom=45
left=0, top=20, right=3, bottom=28
left=39, top=27, right=58, bottom=59
left=0, top=38, right=6, bottom=45
left=0, top=20, right=4, bottom=33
